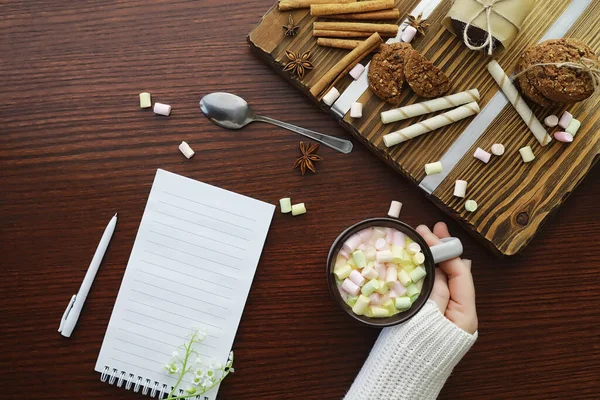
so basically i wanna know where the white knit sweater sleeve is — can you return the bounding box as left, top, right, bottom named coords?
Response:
left=344, top=300, right=478, bottom=400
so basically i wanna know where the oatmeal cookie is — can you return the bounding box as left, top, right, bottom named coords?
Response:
left=368, top=42, right=413, bottom=105
left=404, top=51, right=452, bottom=98
left=516, top=46, right=558, bottom=107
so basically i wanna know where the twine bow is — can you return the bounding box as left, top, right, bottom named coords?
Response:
left=463, top=0, right=509, bottom=55
left=513, top=57, right=600, bottom=92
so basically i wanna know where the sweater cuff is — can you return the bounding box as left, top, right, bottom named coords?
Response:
left=344, top=300, right=478, bottom=400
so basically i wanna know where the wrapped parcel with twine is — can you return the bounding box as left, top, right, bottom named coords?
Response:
left=442, top=0, right=536, bottom=55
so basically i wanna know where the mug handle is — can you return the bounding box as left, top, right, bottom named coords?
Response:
left=430, top=237, right=463, bottom=264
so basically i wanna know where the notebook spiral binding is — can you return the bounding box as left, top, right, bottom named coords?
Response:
left=101, top=366, right=207, bottom=399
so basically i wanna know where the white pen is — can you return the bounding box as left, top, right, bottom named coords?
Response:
left=59, top=213, right=118, bottom=338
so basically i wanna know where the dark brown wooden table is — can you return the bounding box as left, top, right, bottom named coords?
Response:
left=1, top=1, right=599, bottom=399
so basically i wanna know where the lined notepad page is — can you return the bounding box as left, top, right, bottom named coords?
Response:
left=96, top=169, right=274, bottom=398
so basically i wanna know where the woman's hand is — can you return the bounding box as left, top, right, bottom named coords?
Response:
left=416, top=222, right=478, bottom=334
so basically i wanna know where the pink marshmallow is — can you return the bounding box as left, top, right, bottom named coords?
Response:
left=349, top=63, right=365, bottom=80
left=358, top=244, right=367, bottom=251
left=341, top=279, right=360, bottom=296
left=375, top=238, right=387, bottom=250
left=349, top=270, right=366, bottom=286
left=392, top=231, right=406, bottom=247
left=342, top=234, right=362, bottom=253
left=375, top=261, right=387, bottom=279
left=474, top=147, right=491, bottom=163
left=380, top=292, right=393, bottom=304
left=339, top=249, right=350, bottom=259
left=391, top=281, right=407, bottom=296
left=385, top=265, right=398, bottom=286
left=385, top=228, right=394, bottom=244
left=558, top=111, right=573, bottom=129
left=554, top=131, right=574, bottom=143
left=369, top=293, right=382, bottom=305
left=358, top=228, right=373, bottom=242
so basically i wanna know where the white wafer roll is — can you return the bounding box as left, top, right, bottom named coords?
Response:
left=383, top=102, right=480, bottom=147
left=487, top=61, right=552, bottom=146
left=381, top=89, right=480, bottom=124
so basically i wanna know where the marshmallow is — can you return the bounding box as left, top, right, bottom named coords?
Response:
left=375, top=261, right=387, bottom=280
left=350, top=102, right=363, bottom=118
left=465, top=199, right=478, bottom=212
left=365, top=247, right=377, bottom=261
left=368, top=292, right=382, bottom=306
left=334, top=256, right=347, bottom=269
left=407, top=242, right=421, bottom=254
left=424, top=161, right=443, bottom=175
left=322, top=87, right=340, bottom=106
left=375, top=280, right=390, bottom=295
left=519, top=146, right=535, bottom=163
left=558, top=111, right=573, bottom=129
left=385, top=228, right=394, bottom=243
left=370, top=306, right=389, bottom=318
left=474, top=147, right=491, bottom=163
left=179, top=141, right=195, bottom=159
left=334, top=264, right=352, bottom=280
left=342, top=234, right=362, bottom=253
left=391, top=245, right=403, bottom=263
left=401, top=25, right=417, bottom=43
left=341, top=279, right=360, bottom=296
left=406, top=283, right=420, bottom=297
left=391, top=281, right=407, bottom=296
left=387, top=201, right=402, bottom=218
left=376, top=250, right=393, bottom=263
left=554, top=131, right=573, bottom=143
left=139, top=92, right=152, bottom=108
left=375, top=238, right=387, bottom=250
left=544, top=115, right=559, bottom=127
left=291, top=203, right=306, bottom=216
left=153, top=102, right=171, bottom=116
left=392, top=231, right=406, bottom=246
left=349, top=270, right=366, bottom=286
left=395, top=296, right=412, bottom=310
left=416, top=277, right=424, bottom=291
left=565, top=118, right=581, bottom=136
left=454, top=180, right=468, bottom=198
left=339, top=249, right=350, bottom=259
left=358, top=228, right=373, bottom=242
left=491, top=143, right=505, bottom=156
left=412, top=252, right=425, bottom=265
left=352, top=249, right=367, bottom=269
left=358, top=244, right=367, bottom=251
left=409, top=266, right=427, bottom=282
left=373, top=227, right=386, bottom=239
left=349, top=63, right=365, bottom=80
left=361, top=279, right=381, bottom=296
left=398, top=269, right=412, bottom=286
left=385, top=265, right=398, bottom=286
left=279, top=197, right=292, bottom=213
left=352, top=294, right=370, bottom=315
left=361, top=265, right=379, bottom=280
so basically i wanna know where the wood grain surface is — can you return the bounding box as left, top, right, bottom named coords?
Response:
left=248, top=0, right=600, bottom=255
left=1, top=1, right=599, bottom=399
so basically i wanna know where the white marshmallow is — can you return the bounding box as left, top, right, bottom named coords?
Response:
left=454, top=180, right=468, bottom=198
left=341, top=279, right=360, bottom=296
left=407, top=242, right=421, bottom=254
left=491, top=143, right=505, bottom=156
left=376, top=250, right=393, bottom=263
left=385, top=265, right=398, bottom=286
left=392, top=231, right=406, bottom=247
left=349, top=64, right=365, bottom=80
left=342, top=234, right=362, bottom=253
left=153, top=102, right=171, bottom=116
left=519, top=146, right=535, bottom=163
left=387, top=200, right=402, bottom=218
left=365, top=247, right=377, bottom=261
left=401, top=25, right=417, bottom=43
left=375, top=238, right=387, bottom=250
left=544, top=115, right=559, bottom=127
left=350, top=102, right=363, bottom=118
left=322, top=87, right=340, bottom=106
left=558, top=111, right=573, bottom=129
left=179, top=141, right=195, bottom=159
left=474, top=147, right=491, bottom=163
left=358, top=228, right=373, bottom=242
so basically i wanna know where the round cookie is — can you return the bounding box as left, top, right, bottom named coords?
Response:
left=516, top=46, right=558, bottom=107
left=404, top=51, right=452, bottom=98
left=527, top=38, right=597, bottom=104
left=368, top=42, right=413, bottom=106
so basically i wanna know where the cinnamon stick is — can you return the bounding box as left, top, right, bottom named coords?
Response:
left=313, top=29, right=396, bottom=38
left=311, top=0, right=394, bottom=16
left=279, top=0, right=355, bottom=11
left=313, top=21, right=399, bottom=35
left=310, top=32, right=383, bottom=98
left=317, top=38, right=363, bottom=49
left=324, top=9, right=400, bottom=20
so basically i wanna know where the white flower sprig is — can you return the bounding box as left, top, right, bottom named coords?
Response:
left=163, top=328, right=234, bottom=400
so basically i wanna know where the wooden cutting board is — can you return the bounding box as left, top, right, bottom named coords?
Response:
left=248, top=0, right=600, bottom=256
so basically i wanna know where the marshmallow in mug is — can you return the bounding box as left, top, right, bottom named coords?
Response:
left=334, top=227, right=428, bottom=318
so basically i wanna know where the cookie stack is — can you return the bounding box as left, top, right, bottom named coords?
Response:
left=368, top=43, right=451, bottom=105
left=516, top=38, right=598, bottom=106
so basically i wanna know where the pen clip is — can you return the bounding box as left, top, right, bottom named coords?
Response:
left=58, top=294, right=77, bottom=333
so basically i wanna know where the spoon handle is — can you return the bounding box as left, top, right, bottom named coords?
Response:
left=254, top=115, right=353, bottom=154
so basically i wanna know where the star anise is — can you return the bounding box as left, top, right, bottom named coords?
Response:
left=282, top=15, right=300, bottom=36
left=407, top=12, right=430, bottom=36
left=283, top=50, right=314, bottom=80
left=293, top=141, right=323, bottom=175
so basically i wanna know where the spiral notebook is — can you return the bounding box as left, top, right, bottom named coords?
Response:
left=95, top=169, right=275, bottom=399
